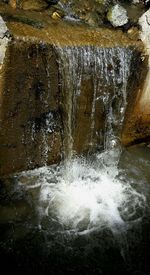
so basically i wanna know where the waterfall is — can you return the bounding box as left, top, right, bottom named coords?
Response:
left=56, top=46, right=132, bottom=158
left=17, top=45, right=146, bottom=237
left=27, top=45, right=145, bottom=235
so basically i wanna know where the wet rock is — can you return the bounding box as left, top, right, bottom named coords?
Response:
left=0, top=10, right=63, bottom=175
left=121, top=1, right=145, bottom=25
left=9, top=0, right=17, bottom=9
left=46, top=0, right=59, bottom=5
left=139, top=9, right=150, bottom=62
left=84, top=11, right=100, bottom=27
left=59, top=0, right=114, bottom=25
left=0, top=40, right=62, bottom=176
left=0, top=15, right=9, bottom=39
left=0, top=15, right=10, bottom=65
left=59, top=0, right=94, bottom=20
left=51, top=10, right=64, bottom=20
left=7, top=0, right=50, bottom=10
left=3, top=0, right=149, bottom=27
left=107, top=4, right=129, bottom=27
left=7, top=0, right=140, bottom=28
left=121, top=9, right=150, bottom=146
left=138, top=9, right=150, bottom=112
left=127, top=26, right=139, bottom=40
left=19, top=0, right=48, bottom=11
left=46, top=5, right=65, bottom=19
left=95, top=0, right=115, bottom=14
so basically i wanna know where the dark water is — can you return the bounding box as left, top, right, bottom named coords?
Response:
left=0, top=144, right=150, bottom=275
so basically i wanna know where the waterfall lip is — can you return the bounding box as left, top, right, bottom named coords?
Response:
left=0, top=4, right=143, bottom=49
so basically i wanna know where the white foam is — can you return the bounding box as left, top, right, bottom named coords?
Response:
left=19, top=150, right=146, bottom=235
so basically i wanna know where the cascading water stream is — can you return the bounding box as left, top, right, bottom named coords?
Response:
left=0, top=41, right=148, bottom=275
left=17, top=45, right=147, bottom=237
left=56, top=46, right=132, bottom=157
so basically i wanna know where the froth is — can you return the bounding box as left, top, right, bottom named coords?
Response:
left=20, top=151, right=146, bottom=235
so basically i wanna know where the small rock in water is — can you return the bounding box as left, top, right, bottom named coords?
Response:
left=19, top=0, right=49, bottom=11
left=107, top=4, right=129, bottom=27
left=51, top=11, right=62, bottom=20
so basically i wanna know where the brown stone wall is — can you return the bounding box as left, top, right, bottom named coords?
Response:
left=72, top=76, right=104, bottom=155
left=121, top=53, right=149, bottom=146
left=0, top=40, right=62, bottom=176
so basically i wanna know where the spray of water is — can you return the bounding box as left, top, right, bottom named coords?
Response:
left=19, top=149, right=146, bottom=236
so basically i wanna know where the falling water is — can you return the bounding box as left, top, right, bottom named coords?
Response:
left=1, top=43, right=149, bottom=275
left=56, top=46, right=132, bottom=156
left=15, top=45, right=147, bottom=238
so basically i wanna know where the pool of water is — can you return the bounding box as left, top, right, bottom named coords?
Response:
left=0, top=144, right=150, bottom=275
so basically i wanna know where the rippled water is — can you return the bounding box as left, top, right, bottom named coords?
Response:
left=0, top=144, right=150, bottom=274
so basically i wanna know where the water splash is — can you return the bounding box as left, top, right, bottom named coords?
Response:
left=59, top=0, right=80, bottom=22
left=18, top=149, right=146, bottom=235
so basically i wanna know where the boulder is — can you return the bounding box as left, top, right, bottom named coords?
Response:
left=107, top=4, right=129, bottom=27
